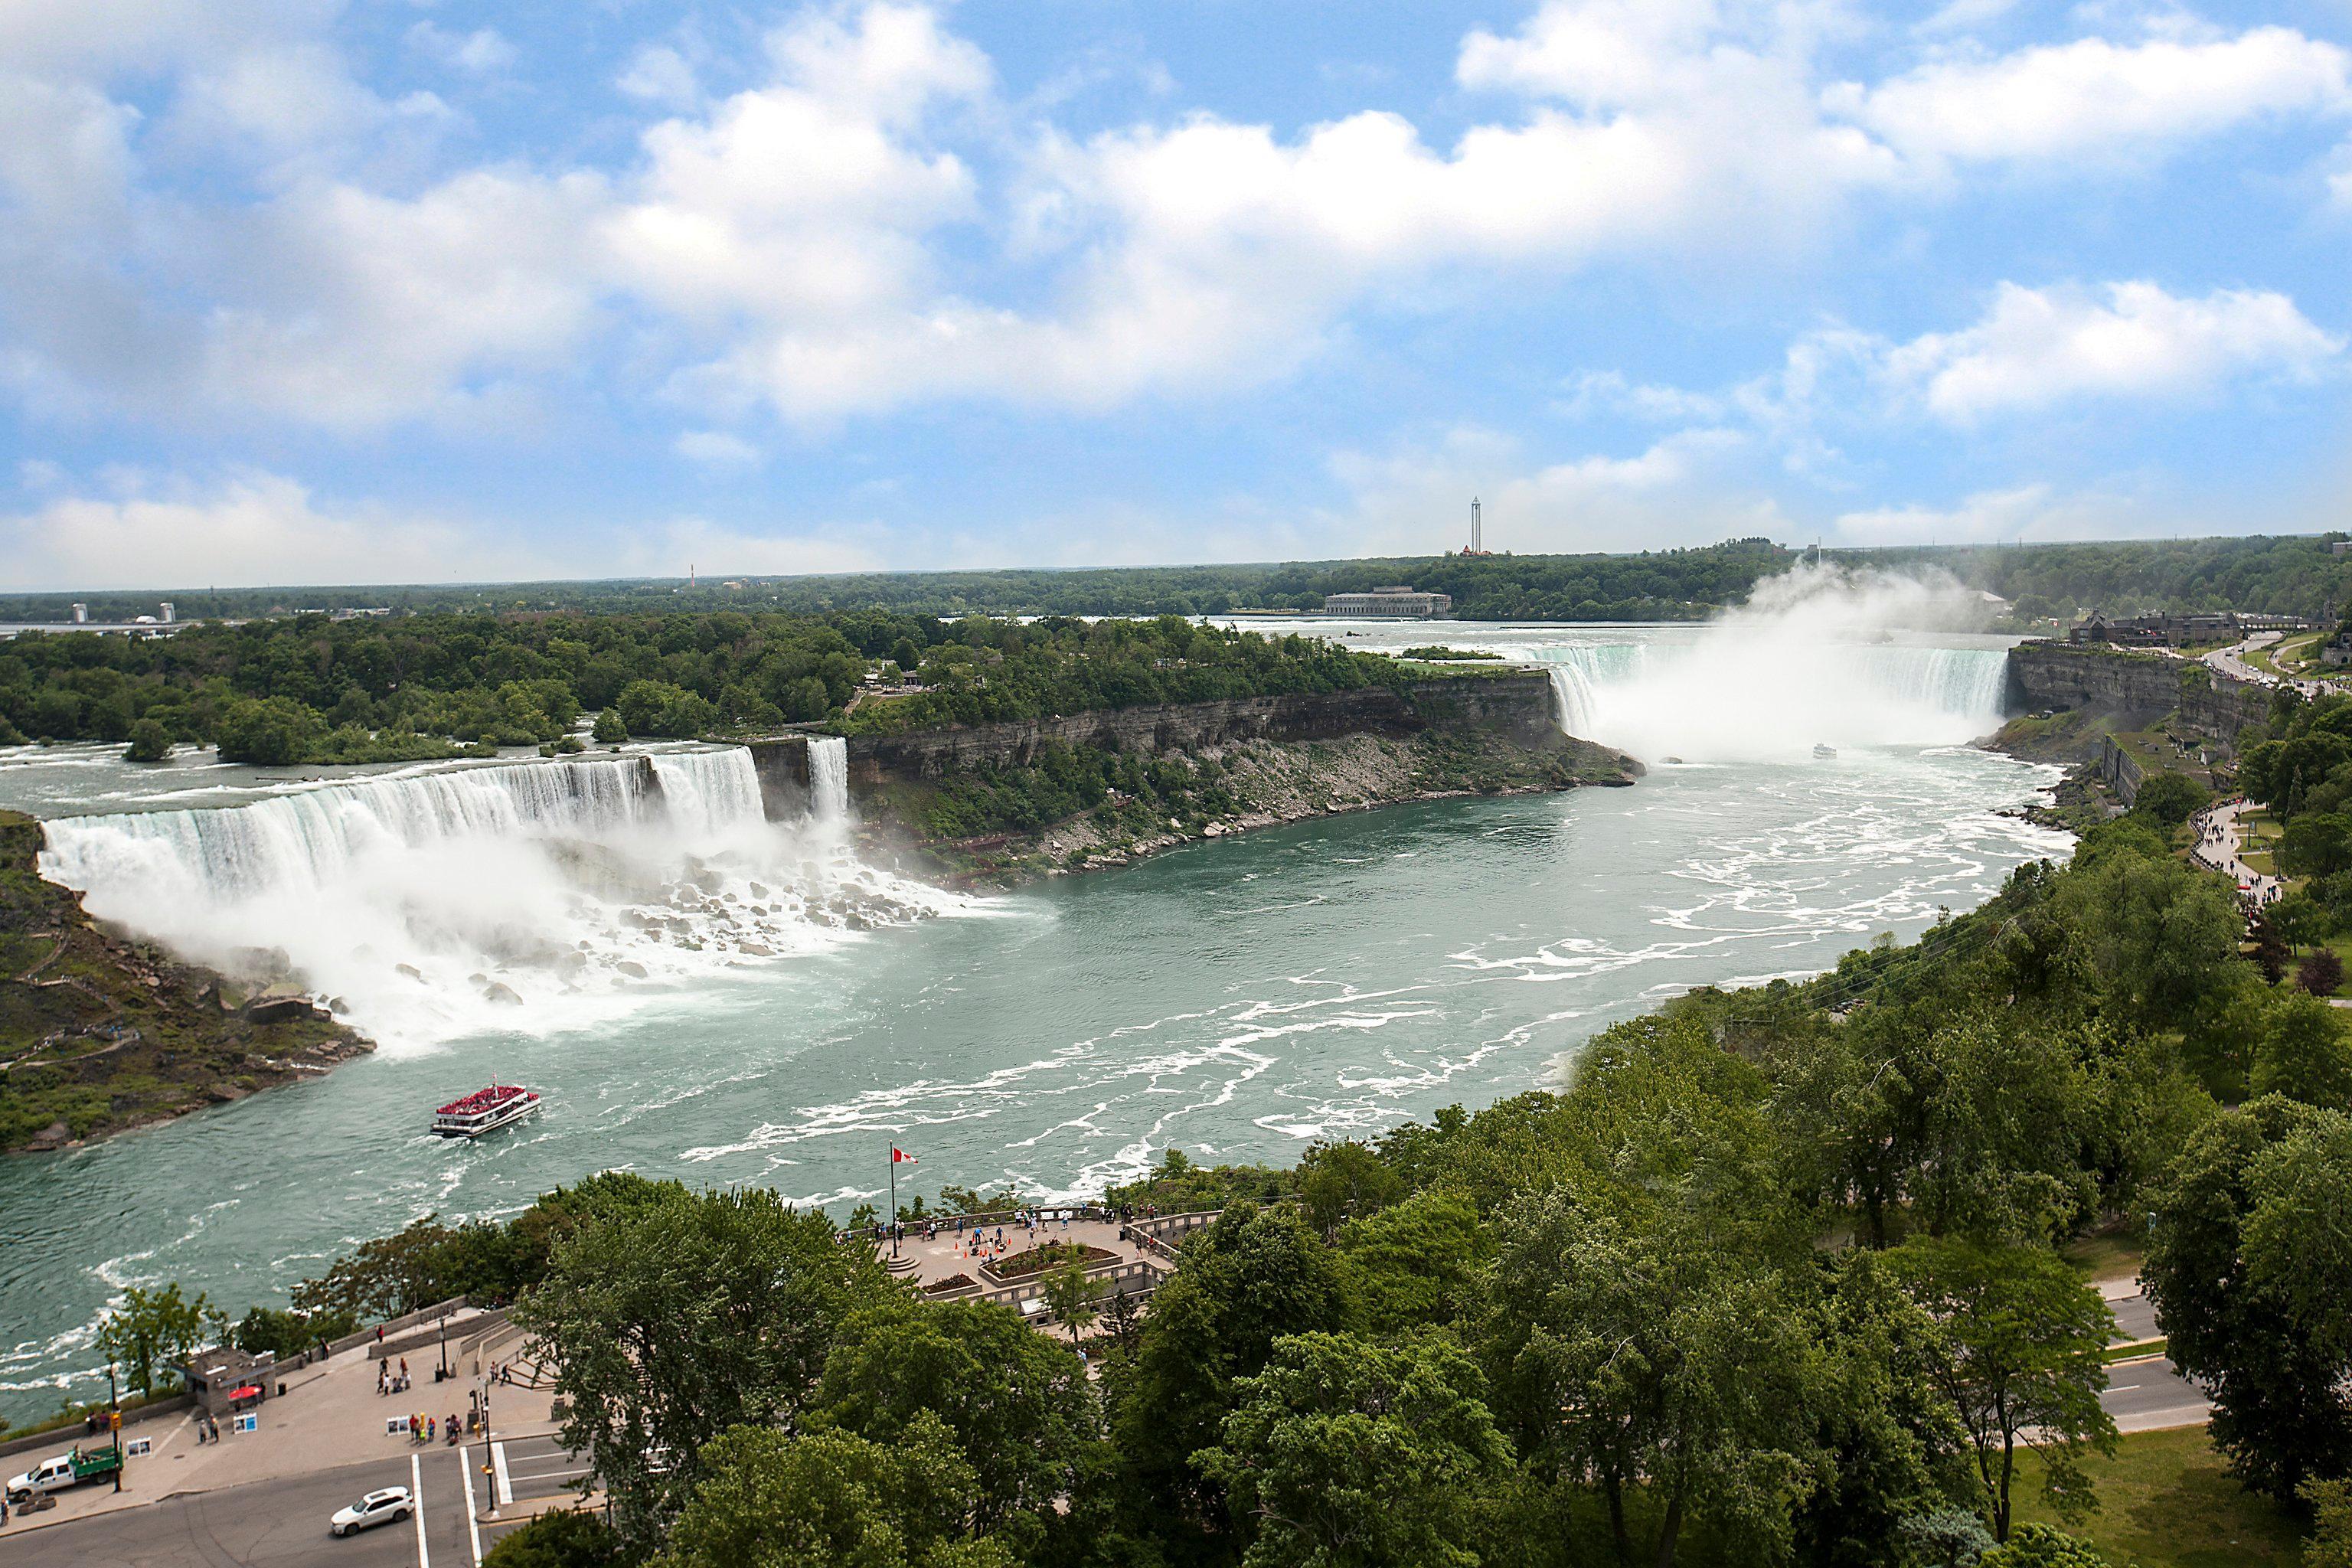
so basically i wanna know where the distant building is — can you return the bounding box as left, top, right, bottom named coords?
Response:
left=70, top=603, right=87, bottom=623
left=159, top=602, right=175, bottom=623
left=1323, top=586, right=1453, bottom=618
left=2068, top=609, right=2305, bottom=648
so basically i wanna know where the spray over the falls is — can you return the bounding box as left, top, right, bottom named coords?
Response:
left=1538, top=567, right=2011, bottom=763
left=38, top=746, right=965, bottom=1052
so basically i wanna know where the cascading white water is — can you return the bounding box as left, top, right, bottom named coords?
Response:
left=808, top=737, right=849, bottom=823
left=1530, top=569, right=2014, bottom=763
left=38, top=746, right=962, bottom=1051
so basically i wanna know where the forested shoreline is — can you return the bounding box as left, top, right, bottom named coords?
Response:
left=51, top=786, right=2352, bottom=1568
left=0, top=612, right=1408, bottom=764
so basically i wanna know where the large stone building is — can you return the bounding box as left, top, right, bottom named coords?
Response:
left=1322, top=586, right=1453, bottom=618
left=2068, top=609, right=2304, bottom=648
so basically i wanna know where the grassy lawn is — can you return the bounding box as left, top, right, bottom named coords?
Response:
left=2012, top=1427, right=2307, bottom=1568
left=2062, top=1224, right=2145, bottom=1283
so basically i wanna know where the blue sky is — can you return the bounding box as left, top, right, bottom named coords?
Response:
left=3, top=0, right=2351, bottom=588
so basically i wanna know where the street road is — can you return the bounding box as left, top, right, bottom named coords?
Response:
left=0, top=1442, right=557, bottom=1568
left=2105, top=1356, right=2213, bottom=1433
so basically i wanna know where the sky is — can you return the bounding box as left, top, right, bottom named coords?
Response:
left=3, top=0, right=2351, bottom=589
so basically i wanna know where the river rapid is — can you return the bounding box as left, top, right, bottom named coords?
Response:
left=0, top=616, right=2068, bottom=1420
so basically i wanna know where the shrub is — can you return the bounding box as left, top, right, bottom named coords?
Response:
left=2295, top=948, right=2345, bottom=996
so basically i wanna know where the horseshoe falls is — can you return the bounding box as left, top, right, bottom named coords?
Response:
left=1537, top=639, right=2011, bottom=762
left=0, top=622, right=2068, bottom=1424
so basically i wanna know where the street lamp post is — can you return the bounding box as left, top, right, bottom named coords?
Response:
left=439, top=1315, right=449, bottom=1381
left=480, top=1380, right=498, bottom=1521
left=106, top=1364, right=121, bottom=1493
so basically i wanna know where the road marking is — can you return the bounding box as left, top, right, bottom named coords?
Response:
left=492, top=1440, right=513, bottom=1508
left=2109, top=1383, right=2141, bottom=1392
left=412, top=1452, right=430, bottom=1568
left=460, top=1446, right=484, bottom=1567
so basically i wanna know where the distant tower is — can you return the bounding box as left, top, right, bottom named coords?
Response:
left=689, top=564, right=696, bottom=589
left=1470, top=498, right=1483, bottom=555
left=159, top=601, right=174, bottom=624
left=70, top=603, right=87, bottom=623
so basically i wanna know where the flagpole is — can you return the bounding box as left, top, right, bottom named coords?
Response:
left=889, top=1148, right=898, bottom=1259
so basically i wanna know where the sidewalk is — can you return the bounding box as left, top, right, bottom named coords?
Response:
left=5, top=1314, right=560, bottom=1534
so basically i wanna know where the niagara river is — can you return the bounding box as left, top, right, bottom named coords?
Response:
left=0, top=619, right=2067, bottom=1422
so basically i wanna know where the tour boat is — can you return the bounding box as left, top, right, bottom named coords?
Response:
left=431, top=1084, right=541, bottom=1138
left=1812, top=743, right=1838, bottom=760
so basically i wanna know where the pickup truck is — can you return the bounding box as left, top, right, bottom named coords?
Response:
left=6, top=1444, right=122, bottom=1502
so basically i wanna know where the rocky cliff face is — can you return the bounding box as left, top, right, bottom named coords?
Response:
left=2006, top=642, right=2273, bottom=746
left=747, top=671, right=1585, bottom=805
left=746, top=670, right=1635, bottom=883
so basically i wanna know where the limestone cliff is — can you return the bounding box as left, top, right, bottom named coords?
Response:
left=1999, top=642, right=2275, bottom=763
left=747, top=670, right=1638, bottom=882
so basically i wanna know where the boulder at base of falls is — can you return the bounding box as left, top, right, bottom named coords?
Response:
left=616, top=959, right=649, bottom=978
left=739, top=942, right=774, bottom=957
left=243, top=995, right=333, bottom=1025
left=482, top=982, right=524, bottom=1005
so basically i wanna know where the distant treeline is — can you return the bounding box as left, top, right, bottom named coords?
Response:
left=12, top=534, right=2352, bottom=629
left=0, top=542, right=1798, bottom=625
left=0, top=609, right=1406, bottom=765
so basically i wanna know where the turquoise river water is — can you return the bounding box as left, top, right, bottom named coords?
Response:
left=0, top=618, right=2068, bottom=1420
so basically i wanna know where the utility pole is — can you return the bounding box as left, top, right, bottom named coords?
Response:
left=889, top=1148, right=899, bottom=1259
left=108, top=1364, right=122, bottom=1492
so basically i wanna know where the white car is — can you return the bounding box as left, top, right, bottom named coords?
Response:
left=329, top=1485, right=413, bottom=1537
left=5, top=1453, right=77, bottom=1504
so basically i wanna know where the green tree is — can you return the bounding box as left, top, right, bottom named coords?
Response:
left=1334, top=1187, right=1489, bottom=1334
left=658, top=1416, right=1016, bottom=1568
left=1888, top=1239, right=2117, bottom=1541
left=481, top=1509, right=628, bottom=1568
left=2302, top=1476, right=2352, bottom=1568
left=2251, top=991, right=2352, bottom=1103
left=123, top=717, right=171, bottom=763
left=213, top=695, right=327, bottom=765
left=593, top=708, right=628, bottom=744
left=2145, top=1098, right=2352, bottom=1499
left=98, top=1282, right=226, bottom=1396
left=1976, top=1522, right=2112, bottom=1567
left=1196, top=1332, right=1512, bottom=1568
left=1038, top=1253, right=1102, bottom=1345
left=1106, top=1202, right=1353, bottom=1544
left=516, top=1185, right=891, bottom=1544
left=818, top=1296, right=1098, bottom=1534
left=2127, top=771, right=2210, bottom=830
left=1477, top=1190, right=1828, bottom=1566
left=1298, top=1140, right=1403, bottom=1238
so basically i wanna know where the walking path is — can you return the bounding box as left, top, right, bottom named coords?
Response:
left=2189, top=799, right=2283, bottom=906
left=1, top=1313, right=561, bottom=1540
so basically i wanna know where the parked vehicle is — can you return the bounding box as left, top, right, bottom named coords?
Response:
left=5, top=1445, right=121, bottom=1504
left=329, top=1485, right=413, bottom=1537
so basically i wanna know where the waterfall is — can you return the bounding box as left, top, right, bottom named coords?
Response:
left=1524, top=637, right=2010, bottom=761
left=36, top=745, right=950, bottom=1050
left=808, top=737, right=849, bottom=823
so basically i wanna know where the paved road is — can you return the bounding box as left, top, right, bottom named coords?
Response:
left=0, top=1442, right=553, bottom=1568
left=493, top=1433, right=593, bottom=1506
left=2106, top=1355, right=2213, bottom=1433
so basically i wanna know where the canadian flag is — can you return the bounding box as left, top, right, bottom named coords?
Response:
left=892, top=1148, right=917, bottom=1165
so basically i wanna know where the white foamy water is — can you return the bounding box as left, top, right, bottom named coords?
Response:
left=37, top=745, right=965, bottom=1051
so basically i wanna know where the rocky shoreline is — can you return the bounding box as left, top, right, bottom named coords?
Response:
left=0, top=809, right=375, bottom=1155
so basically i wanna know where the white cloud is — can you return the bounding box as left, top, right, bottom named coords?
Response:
left=1831, top=483, right=2136, bottom=544
left=5, top=0, right=2352, bottom=438
left=1828, top=28, right=2352, bottom=168
left=0, top=472, right=529, bottom=589
left=617, top=44, right=698, bottom=109
left=672, top=430, right=763, bottom=467
left=1879, top=281, right=2341, bottom=421
left=407, top=23, right=517, bottom=75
